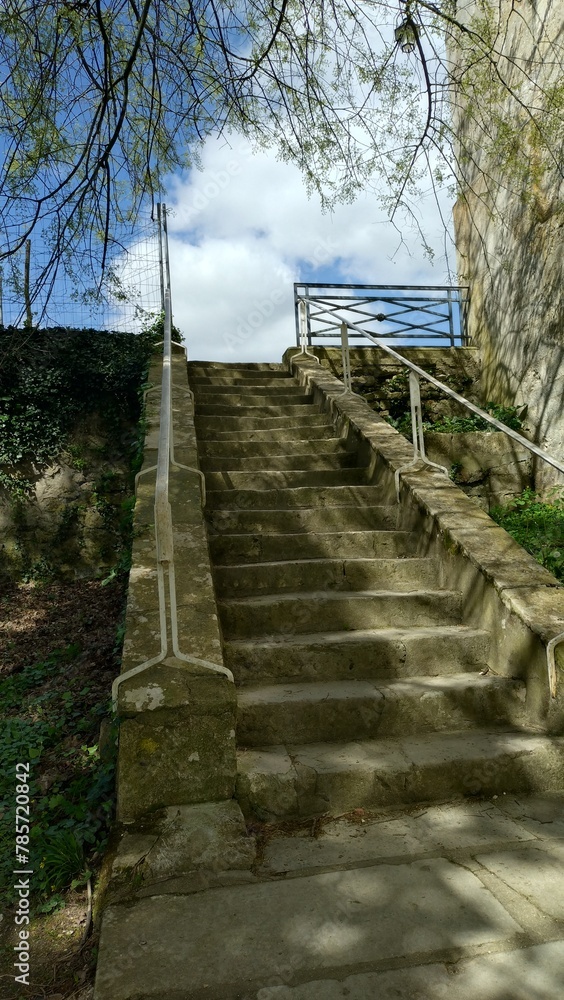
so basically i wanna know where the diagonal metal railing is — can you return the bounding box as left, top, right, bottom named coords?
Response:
left=112, top=205, right=233, bottom=710
left=295, top=282, right=469, bottom=348
left=294, top=294, right=564, bottom=699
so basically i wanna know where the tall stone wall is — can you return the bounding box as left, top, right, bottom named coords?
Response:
left=452, top=0, right=564, bottom=487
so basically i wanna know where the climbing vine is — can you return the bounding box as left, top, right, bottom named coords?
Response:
left=0, top=325, right=160, bottom=487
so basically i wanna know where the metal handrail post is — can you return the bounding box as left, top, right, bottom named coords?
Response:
left=340, top=321, right=353, bottom=394
left=323, top=312, right=564, bottom=479
left=447, top=288, right=455, bottom=347
left=394, top=371, right=449, bottom=499
left=287, top=299, right=320, bottom=364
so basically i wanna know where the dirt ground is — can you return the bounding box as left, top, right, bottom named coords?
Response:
left=0, top=578, right=126, bottom=1000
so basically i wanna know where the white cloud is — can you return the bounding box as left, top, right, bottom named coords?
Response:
left=161, top=136, right=456, bottom=362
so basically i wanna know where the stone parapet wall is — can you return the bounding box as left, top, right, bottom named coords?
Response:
left=116, top=349, right=236, bottom=824
left=287, top=346, right=533, bottom=509
left=425, top=432, right=532, bottom=511
left=288, top=354, right=564, bottom=736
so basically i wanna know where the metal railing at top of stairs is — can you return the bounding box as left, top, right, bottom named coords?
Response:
left=294, top=282, right=469, bottom=348
left=112, top=207, right=233, bottom=711
left=293, top=297, right=564, bottom=700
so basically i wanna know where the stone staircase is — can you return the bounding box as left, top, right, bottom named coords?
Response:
left=188, top=359, right=556, bottom=820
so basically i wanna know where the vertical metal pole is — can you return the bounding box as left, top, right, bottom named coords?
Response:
left=409, top=371, right=425, bottom=458
left=299, top=300, right=308, bottom=352
left=157, top=203, right=165, bottom=313
left=162, top=203, right=171, bottom=292
left=294, top=284, right=300, bottom=346
left=461, top=288, right=469, bottom=346
left=0, top=269, right=3, bottom=328
left=291, top=298, right=320, bottom=365
left=447, top=288, right=455, bottom=347
left=24, top=240, right=32, bottom=328
left=340, top=321, right=352, bottom=393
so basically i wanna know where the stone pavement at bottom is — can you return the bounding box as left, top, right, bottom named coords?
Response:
left=94, top=793, right=564, bottom=1000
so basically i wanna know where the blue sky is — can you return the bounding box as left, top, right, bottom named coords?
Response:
left=159, top=136, right=457, bottom=363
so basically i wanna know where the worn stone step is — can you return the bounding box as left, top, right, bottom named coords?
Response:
left=224, top=625, right=491, bottom=684
left=188, top=361, right=288, bottom=374
left=236, top=730, right=564, bottom=819
left=196, top=401, right=320, bottom=417
left=199, top=451, right=360, bottom=472
left=198, top=437, right=350, bottom=458
left=189, top=375, right=296, bottom=389
left=196, top=393, right=314, bottom=409
left=205, top=467, right=369, bottom=491
left=206, top=506, right=400, bottom=536
left=196, top=424, right=337, bottom=442
left=193, top=383, right=305, bottom=397
left=195, top=414, right=333, bottom=433
left=214, top=557, right=441, bottom=597
left=219, top=589, right=463, bottom=638
left=208, top=528, right=415, bottom=563
left=237, top=675, right=527, bottom=746
left=206, top=484, right=388, bottom=509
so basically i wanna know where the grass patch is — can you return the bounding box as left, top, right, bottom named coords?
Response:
left=491, top=487, right=564, bottom=583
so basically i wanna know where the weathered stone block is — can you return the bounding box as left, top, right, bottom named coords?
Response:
left=117, top=657, right=236, bottom=823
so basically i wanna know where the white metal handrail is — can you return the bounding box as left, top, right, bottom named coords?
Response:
left=296, top=297, right=564, bottom=699
left=310, top=310, right=564, bottom=479
left=112, top=209, right=233, bottom=710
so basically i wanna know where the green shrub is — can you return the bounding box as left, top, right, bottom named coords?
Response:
left=490, top=487, right=564, bottom=583
left=387, top=402, right=523, bottom=437
left=0, top=326, right=159, bottom=486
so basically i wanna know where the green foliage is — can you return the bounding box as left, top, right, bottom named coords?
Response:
left=0, top=327, right=154, bottom=914
left=0, top=644, right=116, bottom=910
left=142, top=310, right=184, bottom=345
left=0, top=327, right=159, bottom=486
left=37, top=831, right=89, bottom=896
left=491, top=488, right=564, bottom=583
left=387, top=402, right=523, bottom=437
left=2, top=0, right=560, bottom=304
left=426, top=403, right=523, bottom=434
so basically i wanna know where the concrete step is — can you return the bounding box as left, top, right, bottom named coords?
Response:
left=224, top=625, right=492, bottom=684
left=195, top=414, right=334, bottom=433
left=199, top=451, right=360, bottom=472
left=237, top=675, right=527, bottom=746
left=214, top=557, right=441, bottom=597
left=196, top=425, right=338, bottom=442
left=188, top=361, right=288, bottom=375
left=197, top=437, right=351, bottom=458
left=193, top=382, right=304, bottom=395
left=206, top=485, right=388, bottom=509
left=208, top=528, right=415, bottom=563
left=195, top=393, right=314, bottom=408
left=236, top=730, right=564, bottom=819
left=218, top=589, right=463, bottom=638
left=188, top=371, right=296, bottom=392
left=206, top=506, right=400, bottom=535
left=204, top=467, right=369, bottom=491
left=94, top=797, right=564, bottom=1000
left=195, top=401, right=320, bottom=417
